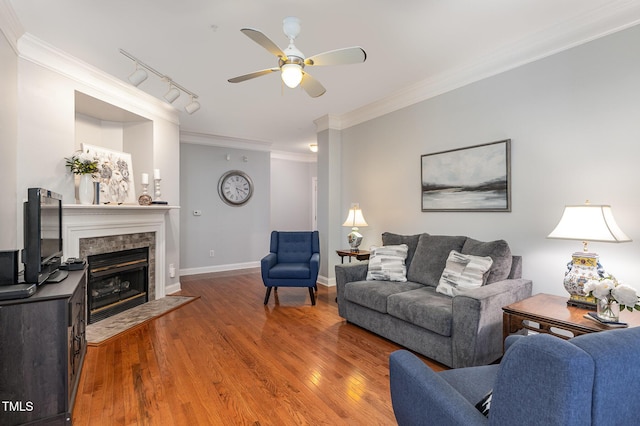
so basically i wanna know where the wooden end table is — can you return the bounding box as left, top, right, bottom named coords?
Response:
left=336, top=249, right=370, bottom=264
left=503, top=293, right=640, bottom=344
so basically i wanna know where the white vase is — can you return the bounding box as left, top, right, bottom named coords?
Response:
left=78, top=174, right=94, bottom=205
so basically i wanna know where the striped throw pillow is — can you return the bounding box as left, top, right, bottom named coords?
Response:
left=366, top=244, right=409, bottom=282
left=436, top=250, right=494, bottom=297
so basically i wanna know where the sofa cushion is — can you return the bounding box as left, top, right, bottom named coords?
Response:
left=461, top=238, right=512, bottom=284
left=406, top=235, right=467, bottom=287
left=366, top=244, right=409, bottom=282
left=436, top=250, right=494, bottom=297
left=269, top=263, right=310, bottom=279
left=387, top=287, right=453, bottom=336
left=344, top=280, right=424, bottom=314
left=382, top=232, right=423, bottom=269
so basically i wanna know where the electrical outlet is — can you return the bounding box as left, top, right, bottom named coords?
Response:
left=209, top=250, right=215, bottom=257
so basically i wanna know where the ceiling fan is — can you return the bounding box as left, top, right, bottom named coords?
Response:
left=228, top=17, right=367, bottom=98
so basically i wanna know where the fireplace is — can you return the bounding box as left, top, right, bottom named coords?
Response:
left=87, top=247, right=149, bottom=324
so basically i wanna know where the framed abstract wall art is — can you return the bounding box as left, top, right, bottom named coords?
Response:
left=421, top=139, right=511, bottom=212
left=82, top=143, right=136, bottom=204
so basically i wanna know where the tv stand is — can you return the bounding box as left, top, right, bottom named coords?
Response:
left=46, top=269, right=69, bottom=283
left=0, top=268, right=86, bottom=425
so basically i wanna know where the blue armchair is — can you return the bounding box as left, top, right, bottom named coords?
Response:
left=261, top=231, right=320, bottom=306
left=390, top=326, right=640, bottom=425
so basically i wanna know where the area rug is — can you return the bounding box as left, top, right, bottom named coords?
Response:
left=86, top=295, right=199, bottom=346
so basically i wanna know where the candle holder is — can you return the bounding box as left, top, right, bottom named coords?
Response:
left=151, top=178, right=168, bottom=205
left=138, top=182, right=152, bottom=206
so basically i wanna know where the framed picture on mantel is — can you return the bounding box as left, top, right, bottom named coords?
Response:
left=421, top=139, right=511, bottom=212
left=82, top=143, right=136, bottom=205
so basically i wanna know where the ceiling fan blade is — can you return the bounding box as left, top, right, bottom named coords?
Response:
left=300, top=72, right=326, bottom=98
left=305, top=47, right=367, bottom=66
left=240, top=28, right=287, bottom=60
left=228, top=68, right=279, bottom=83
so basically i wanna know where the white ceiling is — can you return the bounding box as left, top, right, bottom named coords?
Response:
left=7, top=0, right=640, bottom=153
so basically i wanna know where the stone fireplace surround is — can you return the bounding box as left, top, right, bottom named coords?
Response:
left=62, top=205, right=174, bottom=300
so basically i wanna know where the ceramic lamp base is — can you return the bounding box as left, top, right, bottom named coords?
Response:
left=347, top=228, right=363, bottom=252
left=563, top=251, right=603, bottom=308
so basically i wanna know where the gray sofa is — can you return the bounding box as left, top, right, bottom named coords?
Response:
left=335, top=232, right=533, bottom=368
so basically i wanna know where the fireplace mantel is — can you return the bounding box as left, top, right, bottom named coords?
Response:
left=62, top=204, right=180, bottom=299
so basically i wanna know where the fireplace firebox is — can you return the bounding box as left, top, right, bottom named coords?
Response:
left=87, top=247, right=149, bottom=324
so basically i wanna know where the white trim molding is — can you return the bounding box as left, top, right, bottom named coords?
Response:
left=339, top=2, right=640, bottom=130
left=62, top=204, right=178, bottom=299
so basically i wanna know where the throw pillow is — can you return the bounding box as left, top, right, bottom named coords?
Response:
left=461, top=238, right=512, bottom=284
left=366, top=244, right=409, bottom=282
left=475, top=390, right=492, bottom=417
left=381, top=232, right=422, bottom=269
left=436, top=250, right=494, bottom=297
left=406, top=235, right=467, bottom=287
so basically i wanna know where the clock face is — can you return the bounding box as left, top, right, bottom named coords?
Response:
left=218, top=170, right=253, bottom=206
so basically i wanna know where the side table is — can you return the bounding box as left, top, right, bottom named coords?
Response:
left=503, top=293, right=640, bottom=344
left=336, top=249, right=370, bottom=264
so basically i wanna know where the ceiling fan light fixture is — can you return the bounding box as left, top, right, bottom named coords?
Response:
left=281, top=63, right=303, bottom=88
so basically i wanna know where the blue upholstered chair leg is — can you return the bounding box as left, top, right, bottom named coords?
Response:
left=264, top=287, right=273, bottom=305
left=309, top=287, right=316, bottom=305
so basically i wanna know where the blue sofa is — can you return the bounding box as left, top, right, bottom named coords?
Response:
left=390, top=326, right=640, bottom=425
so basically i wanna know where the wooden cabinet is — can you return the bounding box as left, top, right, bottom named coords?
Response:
left=0, top=269, right=86, bottom=425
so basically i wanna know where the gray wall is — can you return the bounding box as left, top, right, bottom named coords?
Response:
left=270, top=157, right=316, bottom=231
left=338, top=24, right=640, bottom=296
left=0, top=30, right=18, bottom=249
left=179, top=143, right=272, bottom=273
left=179, top=145, right=318, bottom=275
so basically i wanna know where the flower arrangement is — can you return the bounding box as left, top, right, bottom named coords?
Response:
left=583, top=276, right=640, bottom=312
left=65, top=150, right=99, bottom=176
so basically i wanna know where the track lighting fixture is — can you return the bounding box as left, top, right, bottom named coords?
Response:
left=120, top=49, right=200, bottom=113
left=128, top=64, right=148, bottom=87
left=185, top=96, right=201, bottom=114
left=164, top=84, right=180, bottom=103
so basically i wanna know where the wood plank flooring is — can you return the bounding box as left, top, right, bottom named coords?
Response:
left=72, top=269, right=446, bottom=425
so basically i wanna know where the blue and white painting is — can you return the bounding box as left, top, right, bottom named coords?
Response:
left=421, top=140, right=510, bottom=211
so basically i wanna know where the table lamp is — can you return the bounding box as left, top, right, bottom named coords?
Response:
left=342, top=203, right=368, bottom=252
left=547, top=200, right=631, bottom=308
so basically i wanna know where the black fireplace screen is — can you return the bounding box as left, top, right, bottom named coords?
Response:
left=87, top=247, right=149, bottom=324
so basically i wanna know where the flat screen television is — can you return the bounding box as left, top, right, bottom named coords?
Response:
left=23, top=188, right=67, bottom=284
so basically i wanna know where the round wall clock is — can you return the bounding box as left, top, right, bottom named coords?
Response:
left=218, top=170, right=254, bottom=206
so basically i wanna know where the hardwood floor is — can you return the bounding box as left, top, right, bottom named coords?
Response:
left=72, top=269, right=446, bottom=425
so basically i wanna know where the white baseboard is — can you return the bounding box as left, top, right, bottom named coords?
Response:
left=180, top=261, right=260, bottom=276
left=179, top=263, right=336, bottom=287
left=165, top=282, right=182, bottom=295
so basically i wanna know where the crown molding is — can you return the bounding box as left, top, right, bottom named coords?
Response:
left=314, top=114, right=343, bottom=132
left=180, top=130, right=272, bottom=151
left=16, top=33, right=180, bottom=124
left=271, top=150, right=317, bottom=163
left=340, top=2, right=640, bottom=130
left=0, top=0, right=23, bottom=53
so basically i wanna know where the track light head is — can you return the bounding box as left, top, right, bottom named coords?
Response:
left=164, top=86, right=180, bottom=103
left=185, top=97, right=201, bottom=114
left=128, top=66, right=148, bottom=86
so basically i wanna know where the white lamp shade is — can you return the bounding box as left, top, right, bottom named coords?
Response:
left=342, top=205, right=368, bottom=228
left=281, top=64, right=303, bottom=88
left=128, top=68, right=148, bottom=86
left=164, top=86, right=180, bottom=103
left=547, top=204, right=631, bottom=243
